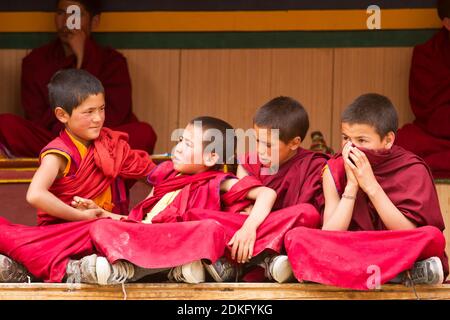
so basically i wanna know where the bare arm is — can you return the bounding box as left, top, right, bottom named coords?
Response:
left=365, top=184, right=416, bottom=230
left=27, top=154, right=103, bottom=221
left=221, top=178, right=277, bottom=263
left=321, top=167, right=358, bottom=231
left=236, top=164, right=249, bottom=179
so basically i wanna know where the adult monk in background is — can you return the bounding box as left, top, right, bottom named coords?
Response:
left=396, top=0, right=450, bottom=179
left=0, top=0, right=157, bottom=158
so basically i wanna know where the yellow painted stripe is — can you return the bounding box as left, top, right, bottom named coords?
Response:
left=0, top=9, right=441, bottom=32
left=0, top=179, right=32, bottom=184
left=0, top=158, right=38, bottom=162
left=0, top=167, right=37, bottom=171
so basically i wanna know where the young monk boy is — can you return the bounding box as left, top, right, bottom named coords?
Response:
left=284, top=93, right=448, bottom=290
left=0, top=68, right=155, bottom=283
left=0, top=115, right=277, bottom=285
left=181, top=96, right=329, bottom=283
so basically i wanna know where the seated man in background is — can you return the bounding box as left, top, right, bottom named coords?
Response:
left=0, top=0, right=157, bottom=157
left=396, top=0, right=450, bottom=179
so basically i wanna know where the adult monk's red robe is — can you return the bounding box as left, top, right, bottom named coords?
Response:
left=0, top=37, right=156, bottom=156
left=396, top=27, right=450, bottom=179
left=285, top=146, right=448, bottom=290
left=0, top=128, right=155, bottom=282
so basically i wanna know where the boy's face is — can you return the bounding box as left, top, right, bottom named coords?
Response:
left=254, top=125, right=300, bottom=169
left=56, top=93, right=105, bottom=145
left=55, top=0, right=97, bottom=42
left=341, top=122, right=394, bottom=151
left=172, top=124, right=216, bottom=174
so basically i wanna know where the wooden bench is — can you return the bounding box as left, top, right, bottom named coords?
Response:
left=0, top=283, right=449, bottom=300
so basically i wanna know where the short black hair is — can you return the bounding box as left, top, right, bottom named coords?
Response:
left=189, top=116, right=237, bottom=173
left=56, top=0, right=102, bottom=17
left=341, top=93, right=398, bottom=137
left=253, top=96, right=309, bottom=143
left=437, top=0, right=450, bottom=20
left=48, top=69, right=104, bottom=114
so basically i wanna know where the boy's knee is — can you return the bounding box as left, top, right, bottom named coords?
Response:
left=421, top=226, right=446, bottom=246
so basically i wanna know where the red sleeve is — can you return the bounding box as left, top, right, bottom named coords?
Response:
left=394, top=163, right=445, bottom=229
left=21, top=55, right=56, bottom=130
left=82, top=39, right=134, bottom=128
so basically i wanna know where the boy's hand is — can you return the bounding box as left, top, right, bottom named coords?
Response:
left=347, top=147, right=380, bottom=197
left=228, top=225, right=256, bottom=264
left=71, top=196, right=98, bottom=210
left=342, top=142, right=359, bottom=189
left=83, top=208, right=105, bottom=220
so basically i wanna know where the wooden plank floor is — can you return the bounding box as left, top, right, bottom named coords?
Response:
left=0, top=283, right=449, bottom=300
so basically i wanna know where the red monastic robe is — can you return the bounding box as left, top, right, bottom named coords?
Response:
left=240, top=148, right=329, bottom=212
left=0, top=128, right=154, bottom=282
left=396, top=28, right=450, bottom=179
left=285, top=146, right=448, bottom=290
left=177, top=149, right=328, bottom=263
left=38, top=128, right=155, bottom=225
left=0, top=37, right=156, bottom=156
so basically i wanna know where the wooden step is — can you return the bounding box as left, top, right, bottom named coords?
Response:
left=0, top=283, right=449, bottom=300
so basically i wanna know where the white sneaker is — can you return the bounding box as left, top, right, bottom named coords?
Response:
left=168, top=260, right=205, bottom=284
left=96, top=257, right=135, bottom=285
left=66, top=254, right=98, bottom=284
left=260, top=255, right=295, bottom=283
left=407, top=256, right=444, bottom=286
left=0, top=254, right=31, bottom=283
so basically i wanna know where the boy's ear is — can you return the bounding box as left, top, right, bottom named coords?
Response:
left=288, top=136, right=302, bottom=151
left=54, top=107, right=70, bottom=124
left=383, top=131, right=396, bottom=149
left=204, top=152, right=220, bottom=168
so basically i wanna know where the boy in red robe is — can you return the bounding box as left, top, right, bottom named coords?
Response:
left=180, top=97, right=328, bottom=283
left=0, top=0, right=156, bottom=156
left=0, top=69, right=156, bottom=283
left=285, top=93, right=448, bottom=290
left=396, top=0, right=450, bottom=179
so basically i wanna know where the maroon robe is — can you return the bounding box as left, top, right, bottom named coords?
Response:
left=240, top=148, right=329, bottom=213
left=285, top=145, right=448, bottom=290
left=0, top=37, right=156, bottom=156
left=396, top=28, right=450, bottom=179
